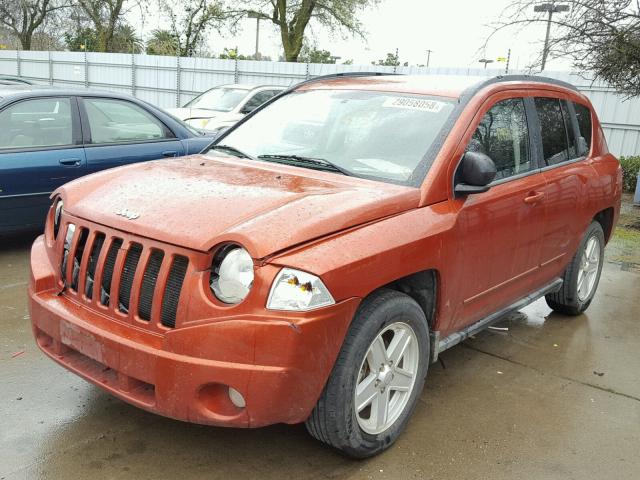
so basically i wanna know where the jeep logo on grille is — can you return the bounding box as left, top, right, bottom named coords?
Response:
left=115, top=208, right=140, bottom=220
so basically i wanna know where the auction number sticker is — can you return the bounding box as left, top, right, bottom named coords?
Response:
left=383, top=97, right=445, bottom=113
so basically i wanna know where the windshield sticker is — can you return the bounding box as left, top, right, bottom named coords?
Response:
left=383, top=97, right=445, bottom=113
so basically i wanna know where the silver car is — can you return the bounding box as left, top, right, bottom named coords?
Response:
left=166, top=84, right=284, bottom=135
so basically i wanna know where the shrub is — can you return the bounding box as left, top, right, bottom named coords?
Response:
left=619, top=156, right=640, bottom=192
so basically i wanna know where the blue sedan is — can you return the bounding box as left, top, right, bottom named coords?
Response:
left=0, top=86, right=214, bottom=234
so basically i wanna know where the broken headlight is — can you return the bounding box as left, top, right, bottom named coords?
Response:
left=210, top=245, right=254, bottom=304
left=267, top=268, right=335, bottom=311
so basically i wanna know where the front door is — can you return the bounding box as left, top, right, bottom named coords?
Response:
left=451, top=96, right=548, bottom=328
left=0, top=96, right=85, bottom=232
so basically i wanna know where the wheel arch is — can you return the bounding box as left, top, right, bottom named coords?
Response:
left=593, top=207, right=614, bottom=243
left=379, top=269, right=439, bottom=330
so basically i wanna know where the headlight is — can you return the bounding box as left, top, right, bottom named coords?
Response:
left=53, top=199, right=63, bottom=239
left=210, top=245, right=254, bottom=304
left=267, top=268, right=335, bottom=311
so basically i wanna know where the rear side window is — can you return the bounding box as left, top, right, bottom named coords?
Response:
left=0, top=97, right=73, bottom=150
left=573, top=102, right=592, bottom=156
left=534, top=98, right=569, bottom=166
left=83, top=98, right=172, bottom=144
left=467, top=98, right=532, bottom=180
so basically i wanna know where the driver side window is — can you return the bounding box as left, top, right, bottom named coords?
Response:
left=467, top=98, right=532, bottom=181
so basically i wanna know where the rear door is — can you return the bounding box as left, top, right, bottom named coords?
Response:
left=536, top=97, right=598, bottom=277
left=79, top=97, right=185, bottom=174
left=0, top=96, right=85, bottom=231
left=451, top=95, right=549, bottom=328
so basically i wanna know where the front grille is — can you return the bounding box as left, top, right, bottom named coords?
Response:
left=59, top=222, right=190, bottom=331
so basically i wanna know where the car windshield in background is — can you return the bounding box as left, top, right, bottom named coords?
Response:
left=214, top=89, right=456, bottom=184
left=185, top=87, right=249, bottom=112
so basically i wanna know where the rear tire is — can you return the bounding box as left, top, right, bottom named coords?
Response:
left=305, top=289, right=430, bottom=458
left=545, top=221, right=605, bottom=316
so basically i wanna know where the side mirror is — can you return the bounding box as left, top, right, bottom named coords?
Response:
left=454, top=151, right=497, bottom=196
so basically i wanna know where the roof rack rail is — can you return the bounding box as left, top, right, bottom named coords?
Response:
left=288, top=71, right=398, bottom=91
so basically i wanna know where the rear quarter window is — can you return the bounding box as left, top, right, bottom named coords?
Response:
left=573, top=102, right=592, bottom=156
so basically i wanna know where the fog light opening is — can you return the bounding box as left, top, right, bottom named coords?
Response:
left=228, top=387, right=246, bottom=409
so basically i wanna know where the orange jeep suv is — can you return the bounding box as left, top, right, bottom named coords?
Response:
left=29, top=73, right=622, bottom=458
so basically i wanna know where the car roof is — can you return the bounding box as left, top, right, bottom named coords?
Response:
left=0, top=84, right=142, bottom=101
left=296, top=74, right=578, bottom=99
left=215, top=84, right=286, bottom=91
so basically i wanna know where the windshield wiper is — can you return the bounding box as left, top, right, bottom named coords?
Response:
left=209, top=144, right=254, bottom=160
left=258, top=154, right=351, bottom=176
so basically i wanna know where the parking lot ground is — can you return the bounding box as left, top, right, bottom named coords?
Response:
left=2, top=213, right=639, bottom=479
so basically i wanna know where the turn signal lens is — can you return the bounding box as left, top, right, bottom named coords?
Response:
left=267, top=268, right=335, bottom=311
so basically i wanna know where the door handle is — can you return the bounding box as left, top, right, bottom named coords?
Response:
left=58, top=158, right=81, bottom=166
left=523, top=192, right=545, bottom=204
left=162, top=150, right=178, bottom=158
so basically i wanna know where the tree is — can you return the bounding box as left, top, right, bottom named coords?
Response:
left=75, top=0, right=140, bottom=52
left=0, top=0, right=67, bottom=50
left=110, top=24, right=143, bottom=53
left=160, top=0, right=228, bottom=57
left=373, top=52, right=399, bottom=66
left=64, top=26, right=98, bottom=51
left=65, top=23, right=142, bottom=52
left=237, top=0, right=379, bottom=62
left=491, top=0, right=640, bottom=97
left=146, top=29, right=179, bottom=56
left=298, top=44, right=335, bottom=63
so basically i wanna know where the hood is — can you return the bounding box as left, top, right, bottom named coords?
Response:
left=57, top=155, right=420, bottom=257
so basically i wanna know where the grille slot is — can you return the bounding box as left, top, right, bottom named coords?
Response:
left=61, top=223, right=76, bottom=284
left=85, top=233, right=105, bottom=299
left=118, top=243, right=143, bottom=314
left=100, top=238, right=123, bottom=306
left=70, top=228, right=89, bottom=291
left=160, top=255, right=189, bottom=328
left=138, top=250, right=164, bottom=322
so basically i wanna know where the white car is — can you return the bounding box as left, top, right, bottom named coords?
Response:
left=165, top=84, right=285, bottom=136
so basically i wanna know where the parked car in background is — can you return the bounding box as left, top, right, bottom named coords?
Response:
left=165, top=84, right=284, bottom=136
left=29, top=73, right=621, bottom=458
left=0, top=86, right=213, bottom=234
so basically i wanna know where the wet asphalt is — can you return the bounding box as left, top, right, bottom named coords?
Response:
left=1, top=230, right=639, bottom=480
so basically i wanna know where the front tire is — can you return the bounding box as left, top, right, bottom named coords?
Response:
left=545, top=221, right=605, bottom=316
left=305, top=289, right=430, bottom=458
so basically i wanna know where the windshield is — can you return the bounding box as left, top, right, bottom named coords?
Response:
left=185, top=87, right=249, bottom=112
left=213, top=89, right=456, bottom=184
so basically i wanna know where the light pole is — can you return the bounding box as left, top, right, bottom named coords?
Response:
left=247, top=11, right=262, bottom=59
left=533, top=2, right=569, bottom=70
left=479, top=58, right=494, bottom=69
left=426, top=49, right=434, bottom=67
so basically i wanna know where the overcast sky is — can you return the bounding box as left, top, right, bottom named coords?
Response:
left=133, top=0, right=573, bottom=70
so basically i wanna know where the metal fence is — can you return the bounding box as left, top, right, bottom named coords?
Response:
left=1, top=49, right=639, bottom=157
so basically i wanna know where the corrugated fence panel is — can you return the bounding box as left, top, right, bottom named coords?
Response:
left=0, top=50, right=638, bottom=156
left=0, top=50, right=18, bottom=76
